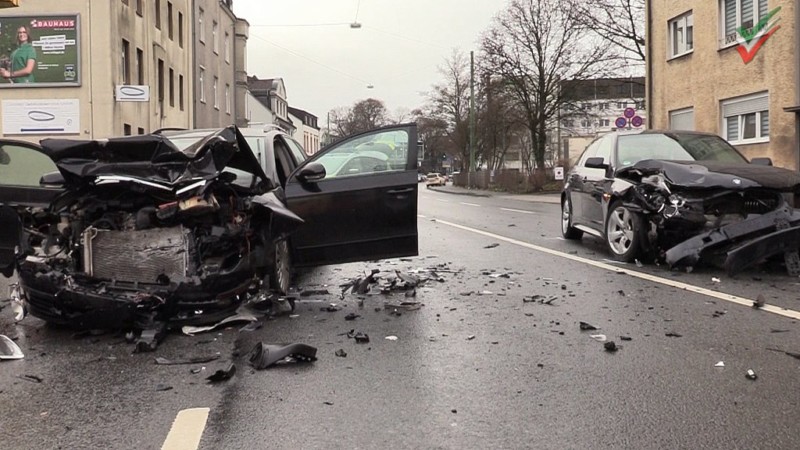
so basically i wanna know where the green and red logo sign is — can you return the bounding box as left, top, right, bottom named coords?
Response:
left=736, top=7, right=781, bottom=64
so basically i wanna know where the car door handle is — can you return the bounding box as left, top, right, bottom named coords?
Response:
left=387, top=188, right=414, bottom=195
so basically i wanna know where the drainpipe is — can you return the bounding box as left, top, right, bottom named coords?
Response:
left=795, top=0, right=800, bottom=169
left=87, top=0, right=95, bottom=138
left=645, top=0, right=652, bottom=130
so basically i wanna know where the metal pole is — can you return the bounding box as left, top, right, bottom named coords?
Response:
left=469, top=51, right=476, bottom=185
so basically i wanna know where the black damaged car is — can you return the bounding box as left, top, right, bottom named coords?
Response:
left=0, top=124, right=419, bottom=332
left=561, top=130, right=800, bottom=274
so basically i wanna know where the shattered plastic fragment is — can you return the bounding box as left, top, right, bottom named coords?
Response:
left=712, top=277, right=721, bottom=283
left=385, top=336, right=398, bottom=341
left=182, top=313, right=259, bottom=335
left=746, top=369, right=757, bottom=380
left=344, top=313, right=361, bottom=321
left=19, top=374, right=43, bottom=383
left=753, top=294, right=766, bottom=309
left=335, top=349, right=347, bottom=357
left=206, top=363, right=236, bottom=383
left=604, top=341, right=618, bottom=352
left=590, top=334, right=607, bottom=342
left=466, top=335, right=476, bottom=341
left=384, top=301, right=422, bottom=311
left=484, top=243, right=499, bottom=249
left=248, top=342, right=317, bottom=369
left=155, top=355, right=220, bottom=365
left=579, top=322, right=599, bottom=331
left=0, top=335, right=24, bottom=360
left=715, top=361, right=725, bottom=367
left=665, top=332, right=683, bottom=338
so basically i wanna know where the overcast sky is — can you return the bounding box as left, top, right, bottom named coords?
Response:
left=233, top=0, right=509, bottom=125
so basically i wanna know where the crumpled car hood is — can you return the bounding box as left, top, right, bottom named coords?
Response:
left=617, top=159, right=800, bottom=191
left=40, top=126, right=273, bottom=189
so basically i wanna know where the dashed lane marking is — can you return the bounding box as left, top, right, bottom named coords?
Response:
left=161, top=408, right=210, bottom=450
left=428, top=217, right=800, bottom=321
left=500, top=207, right=535, bottom=215
left=459, top=202, right=481, bottom=207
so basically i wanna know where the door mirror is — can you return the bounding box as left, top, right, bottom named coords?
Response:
left=40, top=171, right=65, bottom=187
left=585, top=157, right=608, bottom=170
left=750, top=157, right=773, bottom=166
left=297, top=162, right=326, bottom=183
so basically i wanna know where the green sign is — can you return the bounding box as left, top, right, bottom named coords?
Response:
left=0, top=14, right=80, bottom=87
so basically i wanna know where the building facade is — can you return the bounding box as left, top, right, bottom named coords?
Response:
left=646, top=0, right=800, bottom=169
left=0, top=0, right=192, bottom=141
left=247, top=76, right=295, bottom=134
left=192, top=0, right=247, bottom=128
left=288, top=106, right=321, bottom=155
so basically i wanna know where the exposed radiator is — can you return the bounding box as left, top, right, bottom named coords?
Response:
left=83, top=226, right=189, bottom=283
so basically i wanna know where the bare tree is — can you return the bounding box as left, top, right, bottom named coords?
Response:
left=329, top=98, right=389, bottom=137
left=426, top=49, right=471, bottom=168
left=480, top=0, right=613, bottom=176
left=574, top=0, right=645, bottom=64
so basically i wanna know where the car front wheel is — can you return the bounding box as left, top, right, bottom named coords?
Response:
left=561, top=196, right=583, bottom=240
left=605, top=201, right=643, bottom=262
left=268, top=239, right=292, bottom=295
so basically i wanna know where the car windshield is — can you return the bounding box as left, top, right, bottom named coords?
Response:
left=616, top=133, right=748, bottom=167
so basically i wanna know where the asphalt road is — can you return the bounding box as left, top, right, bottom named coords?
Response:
left=1, top=186, right=799, bottom=449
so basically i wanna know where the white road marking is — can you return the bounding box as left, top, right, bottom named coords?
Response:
left=500, top=207, right=535, bottom=215
left=431, top=218, right=800, bottom=321
left=436, top=199, right=451, bottom=203
left=460, top=202, right=481, bottom=207
left=161, top=408, right=210, bottom=450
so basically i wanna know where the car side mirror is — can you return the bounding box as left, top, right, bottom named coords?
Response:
left=297, top=162, right=326, bottom=183
left=585, top=157, right=609, bottom=170
left=750, top=157, right=773, bottom=166
left=40, top=171, right=65, bottom=187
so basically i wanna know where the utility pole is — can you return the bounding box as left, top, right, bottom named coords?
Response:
left=469, top=51, right=476, bottom=187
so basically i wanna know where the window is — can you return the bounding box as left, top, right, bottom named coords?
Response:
left=136, top=0, right=143, bottom=16
left=169, top=68, right=174, bottom=107
left=178, top=12, right=184, bottom=48
left=617, top=101, right=627, bottom=109
left=669, top=107, right=695, bottom=131
left=224, top=32, right=230, bottom=63
left=124, top=124, right=132, bottom=136
left=315, top=129, right=408, bottom=178
left=198, top=8, right=205, bottom=43
left=598, top=103, right=609, bottom=110
left=167, top=2, right=173, bottom=40
left=669, top=11, right=693, bottom=58
left=720, top=0, right=769, bottom=46
left=0, top=143, right=59, bottom=187
left=600, top=119, right=610, bottom=127
left=562, top=119, right=574, bottom=127
left=122, top=0, right=129, bottom=5
left=138, top=127, right=145, bottom=135
left=225, top=83, right=231, bottom=114
left=157, top=59, right=164, bottom=104
left=136, top=48, right=144, bottom=84
left=121, top=39, right=130, bottom=84
left=213, top=76, right=219, bottom=109
left=212, top=21, right=218, bottom=54
left=179, top=74, right=184, bottom=110
left=155, top=0, right=161, bottom=29
left=198, top=67, right=205, bottom=103
left=581, top=119, right=590, bottom=127
left=721, top=92, right=769, bottom=143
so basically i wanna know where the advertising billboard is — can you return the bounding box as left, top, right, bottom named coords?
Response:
left=0, top=14, right=80, bottom=87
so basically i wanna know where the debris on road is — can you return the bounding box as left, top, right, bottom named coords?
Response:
left=182, top=313, right=259, bottom=336
left=745, top=369, right=758, bottom=380
left=346, top=330, right=370, bottom=343
left=344, top=313, right=361, bottom=321
left=665, top=332, right=683, bottom=338
left=766, top=348, right=800, bottom=361
left=248, top=342, right=317, bottom=370
left=579, top=322, right=599, bottom=331
left=620, top=336, right=633, bottom=341
left=715, top=361, right=725, bottom=367
left=590, top=334, right=607, bottom=342
left=18, top=374, right=43, bottom=383
left=712, top=277, right=721, bottom=283
left=385, top=336, right=398, bottom=341
left=604, top=341, right=619, bottom=352
left=384, top=301, right=422, bottom=311
left=335, top=349, right=347, bottom=357
left=484, top=243, right=500, bottom=249
left=467, top=335, right=476, bottom=341
left=206, top=363, right=236, bottom=383
left=523, top=295, right=558, bottom=305
left=155, top=384, right=173, bottom=392
left=155, top=355, right=220, bottom=365
left=753, top=294, right=766, bottom=309
left=0, top=335, right=24, bottom=360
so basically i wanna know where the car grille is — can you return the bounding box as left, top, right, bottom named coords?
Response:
left=84, top=226, right=189, bottom=283
left=702, top=191, right=782, bottom=216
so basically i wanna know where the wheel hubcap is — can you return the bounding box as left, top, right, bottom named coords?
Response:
left=607, top=207, right=634, bottom=254
left=561, top=200, right=571, bottom=233
left=274, top=240, right=291, bottom=293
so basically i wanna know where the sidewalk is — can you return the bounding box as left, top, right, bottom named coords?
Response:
left=430, top=184, right=561, bottom=204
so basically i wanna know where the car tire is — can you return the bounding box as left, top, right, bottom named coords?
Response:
left=605, top=201, right=644, bottom=262
left=268, top=238, right=292, bottom=295
left=561, top=196, right=583, bottom=240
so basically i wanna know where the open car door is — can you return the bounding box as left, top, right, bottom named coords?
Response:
left=285, top=123, right=419, bottom=267
left=0, top=140, right=63, bottom=276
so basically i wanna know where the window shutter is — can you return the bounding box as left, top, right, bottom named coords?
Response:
left=741, top=0, right=754, bottom=27
left=758, top=0, right=769, bottom=19
left=760, top=110, right=770, bottom=137
left=721, top=93, right=769, bottom=117
left=669, top=109, right=695, bottom=131
left=726, top=117, right=739, bottom=141
left=724, top=0, right=737, bottom=36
